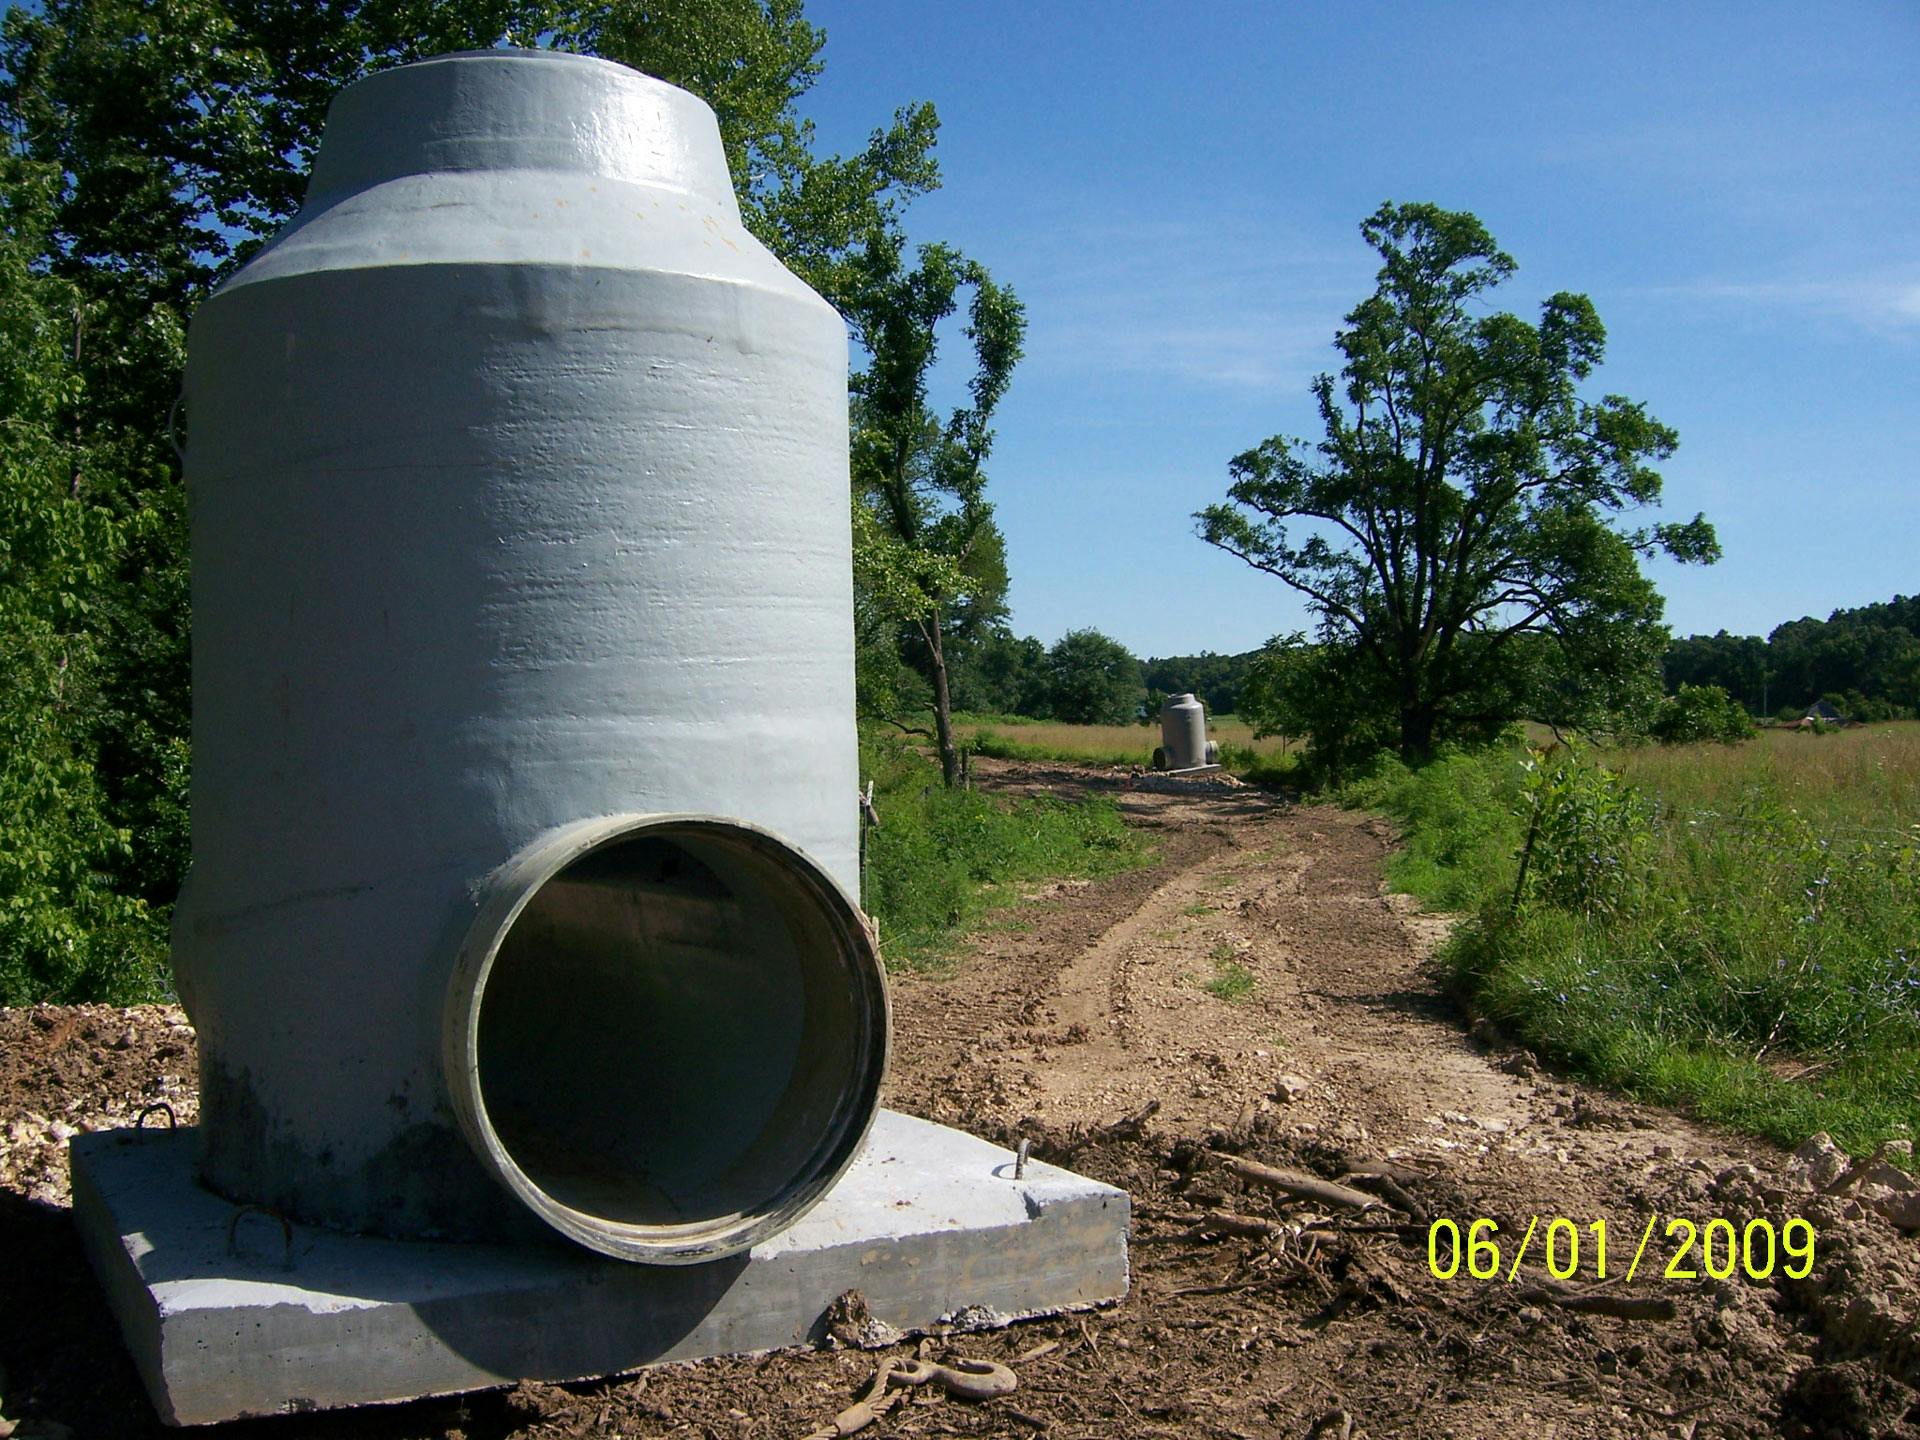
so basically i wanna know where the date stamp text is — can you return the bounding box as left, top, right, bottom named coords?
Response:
left=1425, top=1215, right=1816, bottom=1284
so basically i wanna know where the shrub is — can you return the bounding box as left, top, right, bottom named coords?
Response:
left=1651, top=684, right=1756, bottom=745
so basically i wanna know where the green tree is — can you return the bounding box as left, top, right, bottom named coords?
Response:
left=1142, top=649, right=1262, bottom=717
left=1198, top=202, right=1718, bottom=766
left=1237, top=632, right=1397, bottom=775
left=845, top=226, right=1026, bottom=786
left=0, top=152, right=165, bottom=1001
left=1649, top=684, right=1756, bottom=746
left=947, top=625, right=1048, bottom=717
left=1044, top=629, right=1143, bottom=726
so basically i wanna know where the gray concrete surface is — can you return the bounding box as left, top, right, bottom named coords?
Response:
left=71, top=1111, right=1130, bottom=1427
left=177, top=50, right=870, bottom=1241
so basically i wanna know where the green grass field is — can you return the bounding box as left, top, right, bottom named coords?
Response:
left=951, top=712, right=1302, bottom=784
left=1353, top=722, right=1920, bottom=1158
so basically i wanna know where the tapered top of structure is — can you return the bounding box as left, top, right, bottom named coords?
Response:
left=304, top=48, right=739, bottom=218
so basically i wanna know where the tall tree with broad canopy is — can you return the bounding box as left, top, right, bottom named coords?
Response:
left=844, top=226, right=1025, bottom=788
left=1044, top=628, right=1143, bottom=726
left=1198, top=202, right=1718, bottom=768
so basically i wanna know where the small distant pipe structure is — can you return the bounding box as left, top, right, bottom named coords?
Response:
left=173, top=49, right=888, bottom=1264
left=1155, top=693, right=1221, bottom=774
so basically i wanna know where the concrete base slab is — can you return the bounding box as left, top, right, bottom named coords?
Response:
left=72, top=1112, right=1129, bottom=1426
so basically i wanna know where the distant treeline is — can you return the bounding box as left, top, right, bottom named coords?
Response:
left=949, top=592, right=1920, bottom=734
left=1665, top=594, right=1920, bottom=722
left=1141, top=652, right=1261, bottom=716
left=938, top=629, right=1261, bottom=723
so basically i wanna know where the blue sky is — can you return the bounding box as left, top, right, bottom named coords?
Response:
left=4, top=1, right=1910, bottom=658
left=795, top=1, right=1919, bottom=658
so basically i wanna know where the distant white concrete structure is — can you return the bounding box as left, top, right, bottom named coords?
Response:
left=1157, top=692, right=1221, bottom=772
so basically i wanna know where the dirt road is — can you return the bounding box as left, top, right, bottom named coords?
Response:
left=3, top=757, right=1916, bottom=1438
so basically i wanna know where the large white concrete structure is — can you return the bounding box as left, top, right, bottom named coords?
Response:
left=174, top=49, right=886, bottom=1262
left=77, top=52, right=1129, bottom=1424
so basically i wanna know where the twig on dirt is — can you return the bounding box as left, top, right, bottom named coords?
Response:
left=1344, top=1159, right=1439, bottom=1182
left=1155, top=1275, right=1271, bottom=1301
left=1090, top=1098, right=1160, bottom=1142
left=1541, top=1375, right=1712, bottom=1422
left=1012, top=1340, right=1059, bottom=1364
left=1198, top=1211, right=1288, bottom=1241
left=1822, top=1140, right=1894, bottom=1195
left=1138, top=1209, right=1289, bottom=1245
left=1004, top=1407, right=1051, bottom=1431
left=1341, top=1170, right=1428, bottom=1221
left=1301, top=1219, right=1428, bottom=1237
left=1517, top=1282, right=1677, bottom=1321
left=1214, top=1154, right=1383, bottom=1211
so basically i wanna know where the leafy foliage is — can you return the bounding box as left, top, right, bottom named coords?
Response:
left=845, top=227, right=1026, bottom=784
left=946, top=627, right=1049, bottom=718
left=0, top=152, right=166, bottom=1001
left=858, top=732, right=1143, bottom=967
left=1358, top=735, right=1920, bottom=1156
left=1512, top=746, right=1657, bottom=919
left=1198, top=202, right=1716, bottom=765
left=1667, top=597, right=1920, bottom=721
left=1141, top=649, right=1263, bottom=718
left=1649, top=683, right=1758, bottom=746
left=1043, top=628, right=1143, bottom=726
left=1239, top=633, right=1399, bottom=779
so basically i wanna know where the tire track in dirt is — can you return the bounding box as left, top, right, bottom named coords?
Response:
left=890, top=768, right=1538, bottom=1152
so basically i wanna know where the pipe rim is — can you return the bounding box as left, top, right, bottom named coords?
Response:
left=443, top=813, right=889, bottom=1264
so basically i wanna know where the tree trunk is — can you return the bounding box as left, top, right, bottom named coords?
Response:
left=925, top=611, right=961, bottom=788
left=1398, top=697, right=1437, bottom=762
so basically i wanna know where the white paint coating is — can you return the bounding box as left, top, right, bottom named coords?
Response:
left=1160, top=693, right=1210, bottom=770
left=173, top=50, right=876, bottom=1246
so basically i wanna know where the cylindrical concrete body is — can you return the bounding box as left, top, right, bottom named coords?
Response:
left=174, top=50, right=885, bottom=1259
left=1160, top=693, right=1209, bottom=770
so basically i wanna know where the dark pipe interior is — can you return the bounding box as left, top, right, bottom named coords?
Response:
left=474, top=827, right=871, bottom=1229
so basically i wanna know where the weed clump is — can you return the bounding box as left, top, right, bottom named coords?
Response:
left=1203, top=941, right=1255, bottom=1000
left=1204, top=960, right=1255, bottom=1001
left=859, top=733, right=1147, bottom=969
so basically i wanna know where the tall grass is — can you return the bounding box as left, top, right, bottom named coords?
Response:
left=1353, top=723, right=1920, bottom=1156
left=860, top=732, right=1149, bottom=969
left=1614, top=723, right=1920, bottom=831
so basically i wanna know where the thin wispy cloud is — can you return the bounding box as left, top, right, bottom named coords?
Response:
left=1635, top=271, right=1920, bottom=340
left=1008, top=211, right=1369, bottom=393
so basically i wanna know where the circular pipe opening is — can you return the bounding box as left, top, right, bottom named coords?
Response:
left=445, top=815, right=888, bottom=1263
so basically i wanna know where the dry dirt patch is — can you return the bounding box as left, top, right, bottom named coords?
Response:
left=2, top=757, right=1916, bottom=1438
